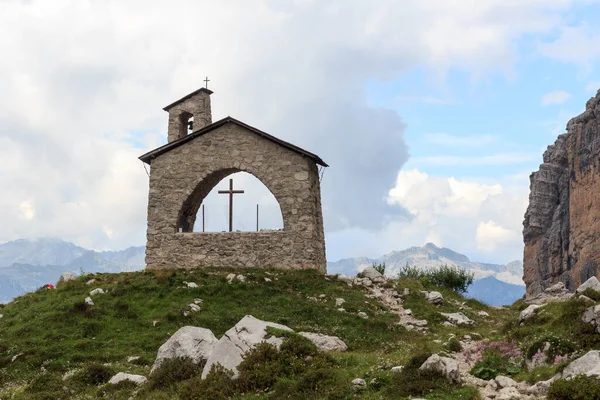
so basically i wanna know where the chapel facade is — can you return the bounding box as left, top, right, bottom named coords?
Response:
left=139, top=87, right=327, bottom=272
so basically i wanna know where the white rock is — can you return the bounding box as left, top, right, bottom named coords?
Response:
left=358, top=266, right=385, bottom=283
left=357, top=311, right=368, bottom=319
left=264, top=277, right=272, bottom=282
left=84, top=297, right=94, bottom=306
left=519, top=304, right=542, bottom=324
left=86, top=279, right=96, bottom=286
left=0, top=314, right=3, bottom=319
left=108, top=372, right=147, bottom=385
left=126, top=356, right=140, bottom=363
left=578, top=294, right=595, bottom=304
left=496, top=386, right=521, bottom=400
left=403, top=288, right=410, bottom=295
left=419, top=354, right=461, bottom=383
left=89, top=288, right=104, bottom=296
left=337, top=274, right=352, bottom=284
left=351, top=378, right=366, bottom=388
left=58, top=272, right=76, bottom=284
left=495, top=375, right=517, bottom=388
left=559, top=350, right=600, bottom=379
left=405, top=309, right=412, bottom=316
left=226, top=274, right=236, bottom=283
left=151, top=326, right=218, bottom=374
left=335, top=298, right=345, bottom=307
left=423, top=291, right=444, bottom=305
left=236, top=274, right=246, bottom=282
left=440, top=312, right=474, bottom=326
left=576, top=276, right=600, bottom=294
left=194, top=298, right=203, bottom=305
left=319, top=294, right=326, bottom=299
left=189, top=304, right=201, bottom=312
left=184, top=281, right=199, bottom=288
left=478, top=311, right=490, bottom=317
left=152, top=320, right=158, bottom=327
left=391, top=366, right=404, bottom=373
left=201, top=315, right=292, bottom=379
left=337, top=308, right=346, bottom=312
left=298, top=332, right=348, bottom=352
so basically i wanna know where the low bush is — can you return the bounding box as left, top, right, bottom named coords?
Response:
left=579, top=288, right=600, bottom=302
left=526, top=335, right=575, bottom=361
left=386, top=352, right=462, bottom=397
left=447, top=337, right=463, bottom=353
left=468, top=340, right=522, bottom=380
left=547, top=374, right=600, bottom=400
left=372, top=262, right=386, bottom=275
left=74, top=362, right=114, bottom=386
left=398, top=264, right=474, bottom=293
left=181, top=364, right=236, bottom=400
left=148, top=357, right=201, bottom=390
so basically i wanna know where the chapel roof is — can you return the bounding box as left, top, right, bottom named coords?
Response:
left=138, top=116, right=329, bottom=167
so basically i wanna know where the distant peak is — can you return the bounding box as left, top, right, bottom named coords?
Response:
left=424, top=242, right=439, bottom=249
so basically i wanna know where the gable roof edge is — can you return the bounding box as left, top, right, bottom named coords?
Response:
left=138, top=116, right=328, bottom=167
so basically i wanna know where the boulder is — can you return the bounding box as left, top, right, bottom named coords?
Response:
left=391, top=366, right=404, bottom=373
left=495, top=375, right=517, bottom=388
left=357, top=311, right=368, bottom=319
left=84, top=297, right=94, bottom=306
left=58, top=272, right=76, bottom=284
left=576, top=276, right=600, bottom=294
left=581, top=304, right=600, bottom=332
left=496, top=386, right=521, bottom=400
left=298, top=332, right=348, bottom=352
left=559, top=350, right=600, bottom=379
left=477, top=311, right=490, bottom=317
left=184, top=281, right=199, bottom=288
left=519, top=304, right=542, bottom=324
left=440, top=312, right=474, bottom=326
left=423, top=291, right=444, bottom=305
left=201, top=315, right=292, bottom=379
left=351, top=378, right=366, bottom=388
left=86, top=279, right=96, bottom=286
left=89, top=288, right=104, bottom=296
left=419, top=354, right=460, bottom=383
left=189, top=303, right=201, bottom=313
left=337, top=274, right=352, bottom=285
left=151, top=326, right=218, bottom=374
left=358, top=266, right=385, bottom=283
left=108, top=372, right=147, bottom=385
left=335, top=298, right=345, bottom=307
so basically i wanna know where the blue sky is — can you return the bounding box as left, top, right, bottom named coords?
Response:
left=2, top=0, right=600, bottom=269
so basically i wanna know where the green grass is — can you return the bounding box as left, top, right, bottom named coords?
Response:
left=0, top=266, right=586, bottom=399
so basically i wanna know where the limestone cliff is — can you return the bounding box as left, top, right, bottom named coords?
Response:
left=524, top=89, right=600, bottom=297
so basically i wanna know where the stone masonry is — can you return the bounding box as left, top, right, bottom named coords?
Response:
left=523, top=88, right=600, bottom=297
left=139, top=88, right=327, bottom=272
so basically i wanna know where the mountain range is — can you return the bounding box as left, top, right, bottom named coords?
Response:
left=327, top=242, right=525, bottom=306
left=0, top=238, right=525, bottom=306
left=0, top=238, right=145, bottom=303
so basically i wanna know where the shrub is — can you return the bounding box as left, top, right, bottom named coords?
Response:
left=547, top=374, right=600, bottom=400
left=526, top=335, right=575, bottom=361
left=447, top=338, right=463, bottom=353
left=75, top=363, right=114, bottom=386
left=468, top=340, right=522, bottom=380
left=398, top=264, right=474, bottom=293
left=373, top=262, right=386, bottom=276
left=181, top=364, right=236, bottom=400
left=579, top=288, right=600, bottom=302
left=148, top=357, right=201, bottom=390
left=387, top=353, right=458, bottom=397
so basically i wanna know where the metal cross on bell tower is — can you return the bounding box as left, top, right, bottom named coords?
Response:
left=218, top=178, right=244, bottom=232
left=204, top=76, right=210, bottom=89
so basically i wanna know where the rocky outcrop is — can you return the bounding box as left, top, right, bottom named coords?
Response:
left=524, top=89, right=600, bottom=298
left=151, top=326, right=218, bottom=373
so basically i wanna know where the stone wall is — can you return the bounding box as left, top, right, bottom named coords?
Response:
left=523, top=89, right=600, bottom=297
left=144, top=121, right=327, bottom=272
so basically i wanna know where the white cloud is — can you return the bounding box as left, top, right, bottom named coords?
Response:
left=425, top=133, right=496, bottom=146
left=541, top=90, right=571, bottom=105
left=0, top=0, right=591, bottom=251
left=537, top=22, right=600, bottom=74
left=18, top=201, right=35, bottom=221
left=476, top=220, right=521, bottom=252
left=328, top=169, right=529, bottom=264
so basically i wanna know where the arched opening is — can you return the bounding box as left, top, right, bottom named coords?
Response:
left=177, top=170, right=284, bottom=233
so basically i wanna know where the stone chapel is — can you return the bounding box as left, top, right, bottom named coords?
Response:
left=139, top=87, right=328, bottom=272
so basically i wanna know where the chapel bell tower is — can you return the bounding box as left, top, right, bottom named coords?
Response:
left=163, top=87, right=213, bottom=143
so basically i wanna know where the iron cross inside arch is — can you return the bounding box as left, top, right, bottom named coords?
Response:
left=218, top=178, right=244, bottom=232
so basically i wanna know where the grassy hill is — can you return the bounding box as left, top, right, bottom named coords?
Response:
left=0, top=268, right=598, bottom=399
